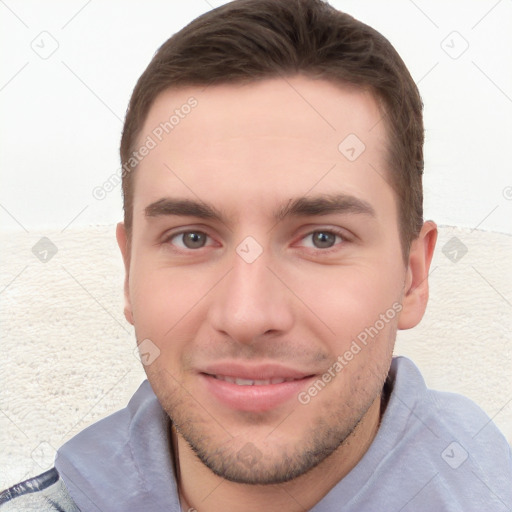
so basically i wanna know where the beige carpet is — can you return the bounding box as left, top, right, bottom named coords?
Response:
left=0, top=225, right=510, bottom=489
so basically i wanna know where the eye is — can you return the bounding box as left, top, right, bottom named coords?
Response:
left=300, top=230, right=344, bottom=249
left=168, top=231, right=212, bottom=250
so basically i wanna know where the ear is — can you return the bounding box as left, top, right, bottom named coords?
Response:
left=116, top=222, right=134, bottom=325
left=398, top=221, right=437, bottom=330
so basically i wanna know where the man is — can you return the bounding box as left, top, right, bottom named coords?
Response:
left=1, top=0, right=510, bottom=510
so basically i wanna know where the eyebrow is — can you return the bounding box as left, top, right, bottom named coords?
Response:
left=145, top=198, right=223, bottom=220
left=144, top=193, right=376, bottom=222
left=275, top=194, right=376, bottom=221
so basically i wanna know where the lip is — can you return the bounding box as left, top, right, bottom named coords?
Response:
left=201, top=362, right=312, bottom=381
left=199, top=362, right=316, bottom=412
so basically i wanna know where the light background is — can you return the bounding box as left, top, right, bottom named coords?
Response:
left=0, top=0, right=511, bottom=490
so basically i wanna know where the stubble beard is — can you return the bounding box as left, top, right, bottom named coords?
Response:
left=152, top=358, right=389, bottom=486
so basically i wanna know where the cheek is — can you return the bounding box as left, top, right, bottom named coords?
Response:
left=293, top=263, right=403, bottom=347
left=128, top=260, right=216, bottom=351
left=129, top=270, right=194, bottom=384
left=129, top=270, right=173, bottom=338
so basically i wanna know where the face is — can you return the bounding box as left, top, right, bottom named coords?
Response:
left=118, top=77, right=426, bottom=484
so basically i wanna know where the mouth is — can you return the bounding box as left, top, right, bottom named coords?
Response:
left=198, top=364, right=316, bottom=412
left=209, top=374, right=303, bottom=386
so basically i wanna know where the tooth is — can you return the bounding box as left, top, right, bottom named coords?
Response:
left=213, top=375, right=296, bottom=385
left=235, top=378, right=255, bottom=386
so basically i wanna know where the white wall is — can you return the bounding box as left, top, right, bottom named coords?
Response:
left=0, top=0, right=511, bottom=233
left=1, top=0, right=511, bottom=490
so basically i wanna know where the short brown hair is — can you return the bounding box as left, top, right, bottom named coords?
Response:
left=120, top=0, right=424, bottom=259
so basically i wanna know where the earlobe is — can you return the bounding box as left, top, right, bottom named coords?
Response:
left=116, top=222, right=134, bottom=326
left=398, top=221, right=437, bottom=330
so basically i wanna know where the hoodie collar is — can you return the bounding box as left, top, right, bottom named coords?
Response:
left=56, top=380, right=182, bottom=511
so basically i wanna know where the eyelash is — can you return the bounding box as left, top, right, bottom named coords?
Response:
left=295, top=228, right=348, bottom=253
left=162, top=227, right=350, bottom=254
left=162, top=229, right=217, bottom=251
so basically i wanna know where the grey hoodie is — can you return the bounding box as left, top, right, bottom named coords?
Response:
left=1, top=357, right=511, bottom=511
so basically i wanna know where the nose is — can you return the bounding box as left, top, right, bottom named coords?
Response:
left=206, top=248, right=294, bottom=344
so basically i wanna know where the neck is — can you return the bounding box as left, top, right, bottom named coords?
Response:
left=172, top=393, right=383, bottom=512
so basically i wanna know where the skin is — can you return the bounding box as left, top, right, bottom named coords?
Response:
left=116, top=76, right=437, bottom=511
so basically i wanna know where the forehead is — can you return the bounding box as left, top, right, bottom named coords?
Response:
left=132, top=76, right=393, bottom=222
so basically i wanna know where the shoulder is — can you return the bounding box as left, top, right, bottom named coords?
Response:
left=390, top=356, right=507, bottom=439
left=0, top=468, right=80, bottom=511
left=387, top=357, right=512, bottom=507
